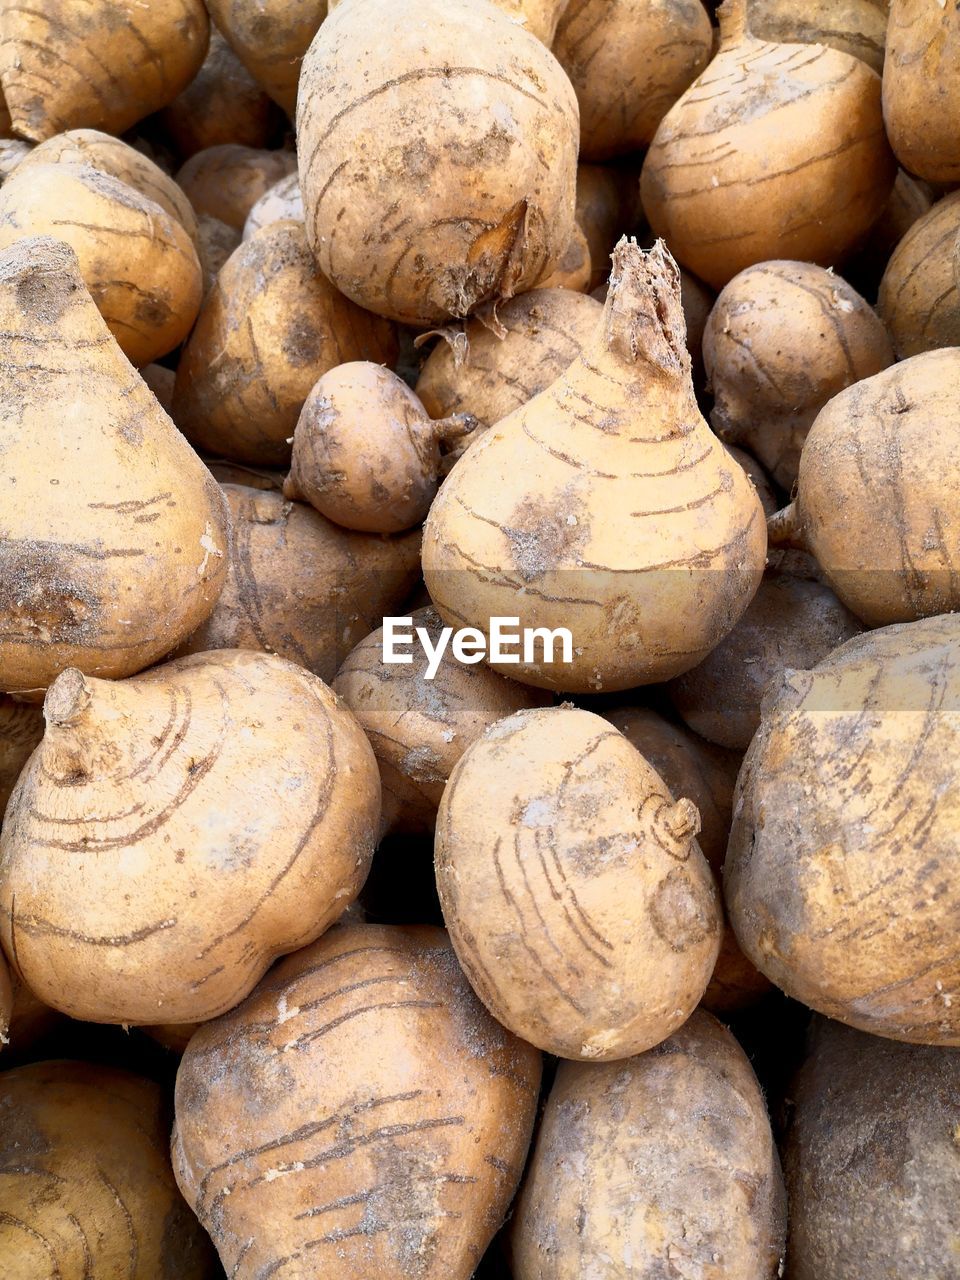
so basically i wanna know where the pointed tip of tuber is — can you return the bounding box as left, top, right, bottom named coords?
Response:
left=44, top=667, right=92, bottom=728
left=603, top=237, right=690, bottom=378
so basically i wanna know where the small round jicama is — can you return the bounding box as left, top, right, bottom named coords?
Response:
left=297, top=0, right=580, bottom=325
left=878, top=189, right=960, bottom=358
left=242, top=171, right=303, bottom=239
left=176, top=144, right=298, bottom=231
left=172, top=923, right=542, bottom=1280
left=0, top=1061, right=216, bottom=1278
left=883, top=0, right=960, bottom=185
left=747, top=0, right=887, bottom=73
left=510, top=1011, right=787, bottom=1280
left=0, top=696, right=42, bottom=816
left=0, top=649, right=380, bottom=1024
left=207, top=0, right=328, bottom=114
left=641, top=0, right=896, bottom=289
left=436, top=707, right=722, bottom=1060
left=726, top=614, right=960, bottom=1044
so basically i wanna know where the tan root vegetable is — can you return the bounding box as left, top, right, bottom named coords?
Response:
left=704, top=261, right=895, bottom=490
left=297, top=0, right=580, bottom=325
left=195, top=212, right=241, bottom=294
left=159, top=30, right=281, bottom=156
left=416, top=288, right=601, bottom=430
left=175, top=144, right=297, bottom=230
left=536, top=222, right=592, bottom=292
left=173, top=923, right=542, bottom=1280
left=747, top=0, right=887, bottom=73
left=285, top=363, right=479, bottom=533
left=0, top=1061, right=216, bottom=1277
left=769, top=348, right=960, bottom=626
left=878, top=189, right=960, bottom=358
left=4, top=971, right=62, bottom=1052
left=334, top=607, right=550, bottom=837
left=0, top=649, right=380, bottom=1024
left=206, top=460, right=285, bottom=490
left=207, top=0, right=328, bottom=114
left=883, top=0, right=960, bottom=184
left=175, top=485, right=422, bottom=681
left=140, top=363, right=175, bottom=415
left=172, top=220, right=397, bottom=466
left=330, top=0, right=569, bottom=42
left=242, top=171, right=303, bottom=239
left=0, top=696, right=42, bottom=815
left=554, top=0, right=713, bottom=161
left=784, top=1020, right=960, bottom=1280
left=0, top=237, right=228, bottom=695
left=576, top=163, right=636, bottom=290
left=436, top=706, right=722, bottom=1059
left=726, top=614, right=960, bottom=1043
left=510, top=1011, right=787, bottom=1279
left=423, top=240, right=767, bottom=693
left=0, top=0, right=209, bottom=142
left=0, top=163, right=202, bottom=365
left=143, top=1021, right=197, bottom=1055
left=0, top=137, right=30, bottom=180
left=641, top=0, right=896, bottom=289
left=602, top=705, right=771, bottom=1013
left=726, top=446, right=779, bottom=517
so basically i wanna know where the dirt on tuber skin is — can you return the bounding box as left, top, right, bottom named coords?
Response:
left=746, top=0, right=888, bottom=73
left=175, top=144, right=298, bottom=230
left=883, top=0, right=960, bottom=185
left=878, top=189, right=960, bottom=358
left=243, top=171, right=303, bottom=239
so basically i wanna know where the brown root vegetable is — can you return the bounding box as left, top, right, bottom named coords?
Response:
left=436, top=706, right=722, bottom=1060
left=175, top=485, right=422, bottom=681
left=285, top=362, right=478, bottom=533
left=159, top=30, right=282, bottom=157
left=769, top=348, right=960, bottom=626
left=0, top=1061, right=217, bottom=1276
left=747, top=0, right=887, bottom=73
left=176, top=144, right=297, bottom=230
left=195, top=211, right=241, bottom=294
left=855, top=168, right=934, bottom=281
left=172, top=220, right=397, bottom=466
left=0, top=949, right=9, bottom=1047
left=140, top=363, right=175, bottom=414
left=0, top=0, right=209, bottom=142
left=205, top=460, right=285, bottom=490
left=878, top=189, right=960, bottom=357
left=680, top=265, right=714, bottom=385
left=704, top=261, right=895, bottom=490
left=172, top=922, right=542, bottom=1280
left=423, top=240, right=767, bottom=694
left=242, top=171, right=303, bottom=239
left=641, top=0, right=896, bottom=289
left=207, top=0, right=328, bottom=114
left=415, top=288, right=601, bottom=430
left=0, top=237, right=228, bottom=695
left=4, top=971, right=62, bottom=1053
left=535, top=222, right=592, bottom=292
left=576, top=163, right=636, bottom=290
left=143, top=1021, right=197, bottom=1055
left=0, top=649, right=380, bottom=1025
left=334, top=606, right=551, bottom=837
left=486, top=0, right=570, bottom=43
left=0, top=696, right=42, bottom=815
left=726, top=445, right=779, bottom=517
left=784, top=1019, right=960, bottom=1280
left=883, top=0, right=960, bottom=185
left=510, top=1010, right=787, bottom=1279
left=726, top=614, right=960, bottom=1044
left=554, top=0, right=713, bottom=161
left=0, top=162, right=202, bottom=365
left=297, top=0, right=580, bottom=325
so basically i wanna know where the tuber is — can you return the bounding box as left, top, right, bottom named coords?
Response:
left=243, top=171, right=303, bottom=239
left=0, top=696, right=42, bottom=816
left=883, top=0, right=960, bottom=184
left=878, top=189, right=960, bottom=358
left=747, top=0, right=887, bottom=73
left=175, top=144, right=297, bottom=231
left=206, top=0, right=328, bottom=114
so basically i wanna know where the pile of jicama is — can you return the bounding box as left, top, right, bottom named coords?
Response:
left=1, top=0, right=959, bottom=1276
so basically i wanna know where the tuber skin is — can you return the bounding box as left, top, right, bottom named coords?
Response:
left=510, top=1010, right=787, bottom=1280
left=0, top=236, right=228, bottom=695
left=285, top=362, right=480, bottom=534
left=0, top=696, right=42, bottom=816
left=704, top=261, right=894, bottom=490
left=576, top=163, right=638, bottom=291
left=175, top=144, right=298, bottom=230
left=878, top=189, right=960, bottom=358
left=641, top=0, right=897, bottom=289
left=747, top=0, right=887, bottom=73
left=243, top=171, right=303, bottom=239
left=0, top=650, right=381, bottom=1025
left=297, top=0, right=580, bottom=325
left=535, top=221, right=592, bottom=293
left=172, top=922, right=542, bottom=1280
left=883, top=0, right=960, bottom=185
left=195, top=212, right=241, bottom=294
left=175, top=485, right=423, bottom=681
left=0, top=137, right=30, bottom=181
left=423, top=239, right=767, bottom=693
left=725, top=615, right=960, bottom=1044
left=334, top=606, right=551, bottom=837
left=435, top=706, right=722, bottom=1060
left=206, top=0, right=328, bottom=115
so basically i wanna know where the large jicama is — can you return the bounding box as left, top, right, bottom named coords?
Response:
left=883, top=0, right=960, bottom=184
left=0, top=237, right=228, bottom=695
left=747, top=0, right=887, bottom=73
left=726, top=615, right=960, bottom=1044
left=423, top=240, right=767, bottom=693
left=297, top=0, right=580, bottom=325
left=0, top=650, right=380, bottom=1024
left=641, top=0, right=896, bottom=289
left=878, top=190, right=960, bottom=358
left=173, top=923, right=542, bottom=1280
left=207, top=0, right=328, bottom=114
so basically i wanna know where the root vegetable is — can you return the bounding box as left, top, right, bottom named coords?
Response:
left=415, top=288, right=601, bottom=430
left=0, top=137, right=29, bottom=180
left=0, top=0, right=210, bottom=142
left=172, top=922, right=542, bottom=1280
left=436, top=706, right=722, bottom=1059
left=195, top=212, right=240, bottom=294
left=0, top=237, right=228, bottom=695
left=726, top=614, right=960, bottom=1044
left=243, top=171, right=303, bottom=239
left=141, top=363, right=175, bottom=414
left=0, top=696, right=42, bottom=815
left=510, top=1010, right=787, bottom=1279
left=206, top=461, right=284, bottom=490
left=641, top=0, right=896, bottom=289
left=536, top=222, right=592, bottom=292
left=768, top=348, right=960, bottom=626
left=207, top=0, right=328, bottom=114
left=576, top=163, right=637, bottom=290
left=878, top=189, right=960, bottom=358
left=554, top=0, right=713, bottom=161
left=704, top=261, right=894, bottom=490
left=747, top=0, right=887, bottom=73
left=334, top=606, right=550, bottom=837
left=172, top=220, right=397, bottom=466
left=285, top=362, right=479, bottom=533
left=883, top=0, right=960, bottom=185
left=423, top=239, right=767, bottom=693
left=175, top=485, right=422, bottom=681
left=0, top=1061, right=217, bottom=1277
left=727, top=445, right=779, bottom=517
left=0, top=649, right=380, bottom=1024
left=4, top=971, right=61, bottom=1053
left=0, top=949, right=9, bottom=1047
left=329, top=0, right=569, bottom=42
left=175, top=144, right=297, bottom=230
left=297, top=0, right=580, bottom=325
